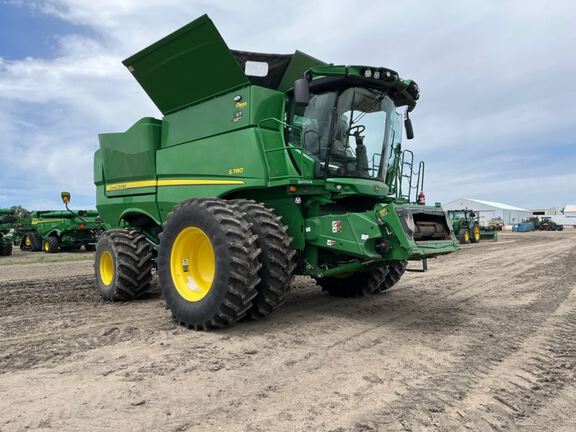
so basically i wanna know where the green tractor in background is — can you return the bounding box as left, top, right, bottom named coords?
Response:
left=94, top=15, right=458, bottom=330
left=20, top=193, right=107, bottom=253
left=448, top=210, right=481, bottom=244
left=535, top=216, right=564, bottom=231
left=0, top=209, right=17, bottom=256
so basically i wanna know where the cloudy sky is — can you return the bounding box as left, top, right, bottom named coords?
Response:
left=0, top=0, right=575, bottom=211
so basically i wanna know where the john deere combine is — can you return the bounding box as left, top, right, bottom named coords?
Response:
left=0, top=209, right=16, bottom=256
left=20, top=194, right=106, bottom=253
left=94, top=15, right=458, bottom=329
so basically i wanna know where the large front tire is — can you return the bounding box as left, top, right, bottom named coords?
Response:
left=232, top=200, right=296, bottom=319
left=318, top=260, right=408, bottom=297
left=95, top=229, right=153, bottom=301
left=157, top=199, right=261, bottom=330
left=458, top=228, right=470, bottom=244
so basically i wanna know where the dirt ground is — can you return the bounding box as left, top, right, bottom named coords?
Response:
left=1, top=230, right=575, bottom=432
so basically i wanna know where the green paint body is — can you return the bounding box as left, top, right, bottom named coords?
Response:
left=448, top=210, right=477, bottom=235
left=0, top=209, right=16, bottom=253
left=20, top=210, right=106, bottom=249
left=95, top=15, right=458, bottom=276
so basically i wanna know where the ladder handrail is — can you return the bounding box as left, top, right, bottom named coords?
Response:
left=397, top=150, right=425, bottom=203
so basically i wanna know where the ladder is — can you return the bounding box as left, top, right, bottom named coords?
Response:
left=397, top=150, right=425, bottom=203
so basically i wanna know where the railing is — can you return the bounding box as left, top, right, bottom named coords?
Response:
left=256, top=118, right=304, bottom=182
left=397, top=150, right=425, bottom=203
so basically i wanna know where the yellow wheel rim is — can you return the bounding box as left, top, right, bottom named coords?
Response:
left=170, top=227, right=215, bottom=302
left=464, top=230, right=470, bottom=242
left=474, top=225, right=480, bottom=241
left=44, top=241, right=49, bottom=252
left=99, top=250, right=114, bottom=286
left=25, top=236, right=31, bottom=247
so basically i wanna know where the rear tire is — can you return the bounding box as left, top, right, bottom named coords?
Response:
left=157, top=199, right=261, bottom=330
left=319, top=260, right=407, bottom=297
left=95, top=229, right=153, bottom=301
left=232, top=200, right=296, bottom=319
left=43, top=236, right=59, bottom=253
left=0, top=240, right=12, bottom=256
left=470, top=223, right=481, bottom=243
left=21, top=231, right=42, bottom=251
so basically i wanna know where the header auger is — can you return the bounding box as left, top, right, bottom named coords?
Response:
left=94, top=15, right=458, bottom=329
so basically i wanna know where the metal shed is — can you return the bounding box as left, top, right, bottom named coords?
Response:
left=444, top=198, right=531, bottom=226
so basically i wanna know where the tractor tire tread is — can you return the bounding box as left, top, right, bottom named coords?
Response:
left=96, top=229, right=153, bottom=301
left=458, top=228, right=470, bottom=244
left=44, top=236, right=59, bottom=253
left=159, top=198, right=261, bottom=330
left=319, top=260, right=407, bottom=297
left=232, top=199, right=296, bottom=320
left=0, top=240, right=12, bottom=256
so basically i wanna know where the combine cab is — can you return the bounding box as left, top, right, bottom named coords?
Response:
left=94, top=15, right=458, bottom=329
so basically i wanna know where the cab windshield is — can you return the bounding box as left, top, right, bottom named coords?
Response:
left=292, top=87, right=401, bottom=181
left=449, top=211, right=466, bottom=220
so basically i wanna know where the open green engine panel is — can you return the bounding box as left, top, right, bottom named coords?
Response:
left=95, top=14, right=458, bottom=277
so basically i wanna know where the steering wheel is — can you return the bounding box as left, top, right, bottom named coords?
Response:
left=347, top=124, right=366, bottom=136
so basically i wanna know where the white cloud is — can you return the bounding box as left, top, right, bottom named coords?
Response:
left=1, top=0, right=575, bottom=210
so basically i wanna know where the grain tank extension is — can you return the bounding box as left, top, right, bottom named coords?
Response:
left=94, top=15, right=458, bottom=329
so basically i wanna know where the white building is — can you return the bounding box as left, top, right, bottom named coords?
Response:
left=557, top=205, right=576, bottom=226
left=531, top=208, right=558, bottom=216
left=444, top=198, right=531, bottom=226
left=563, top=205, right=576, bottom=217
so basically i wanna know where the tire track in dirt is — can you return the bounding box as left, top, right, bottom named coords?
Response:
left=153, top=234, right=576, bottom=432
left=1, top=232, right=575, bottom=432
left=335, top=242, right=576, bottom=431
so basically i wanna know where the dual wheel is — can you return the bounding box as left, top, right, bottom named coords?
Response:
left=94, top=199, right=296, bottom=330
left=458, top=224, right=480, bottom=244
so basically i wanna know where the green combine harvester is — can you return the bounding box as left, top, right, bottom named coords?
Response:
left=0, top=209, right=17, bottom=256
left=20, top=193, right=106, bottom=253
left=94, top=15, right=458, bottom=329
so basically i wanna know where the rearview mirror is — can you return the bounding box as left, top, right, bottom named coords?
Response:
left=404, top=117, right=414, bottom=140
left=294, top=79, right=310, bottom=107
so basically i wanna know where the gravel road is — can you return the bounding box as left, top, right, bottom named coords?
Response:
left=1, top=230, right=575, bottom=431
